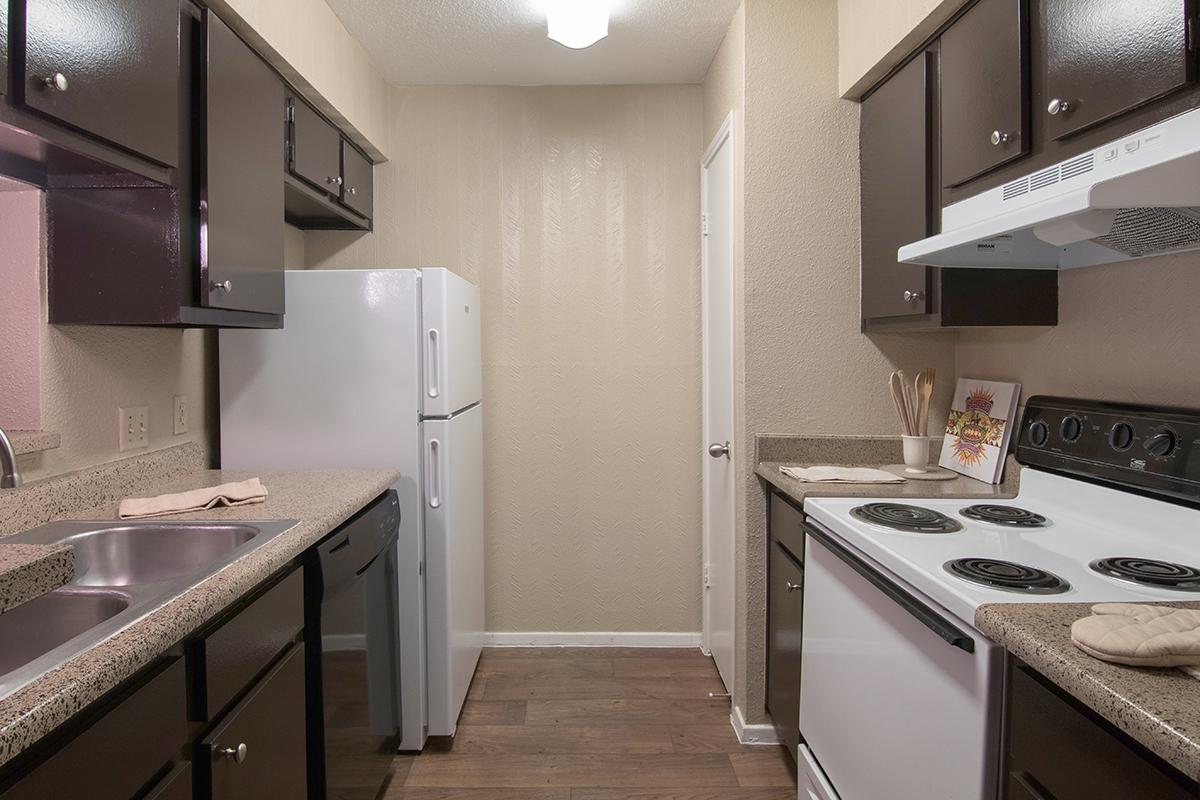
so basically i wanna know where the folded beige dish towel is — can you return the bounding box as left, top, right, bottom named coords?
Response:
left=1071, top=603, right=1200, bottom=669
left=118, top=478, right=269, bottom=520
left=780, top=466, right=905, bottom=484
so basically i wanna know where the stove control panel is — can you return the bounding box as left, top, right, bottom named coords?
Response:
left=1018, top=396, right=1200, bottom=504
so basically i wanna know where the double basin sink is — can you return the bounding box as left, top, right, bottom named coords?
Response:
left=0, top=519, right=297, bottom=700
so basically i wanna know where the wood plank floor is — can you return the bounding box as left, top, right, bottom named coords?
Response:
left=382, top=647, right=796, bottom=799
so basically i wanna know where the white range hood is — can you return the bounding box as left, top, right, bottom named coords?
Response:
left=900, top=107, right=1200, bottom=269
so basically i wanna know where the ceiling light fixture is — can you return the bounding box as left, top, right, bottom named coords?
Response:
left=546, top=0, right=610, bottom=49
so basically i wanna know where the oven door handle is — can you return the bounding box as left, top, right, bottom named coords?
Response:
left=803, top=521, right=976, bottom=654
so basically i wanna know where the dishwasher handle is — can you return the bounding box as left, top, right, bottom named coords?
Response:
left=803, top=520, right=976, bottom=654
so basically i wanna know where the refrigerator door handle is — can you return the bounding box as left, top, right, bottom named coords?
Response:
left=426, top=438, right=442, bottom=508
left=426, top=328, right=441, bottom=399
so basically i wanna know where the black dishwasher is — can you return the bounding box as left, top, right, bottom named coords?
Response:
left=305, top=490, right=401, bottom=799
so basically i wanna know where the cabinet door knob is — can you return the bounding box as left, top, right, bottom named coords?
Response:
left=348, top=187, right=357, bottom=195
left=786, top=581, right=802, bottom=592
left=42, top=72, right=68, bottom=92
left=904, top=290, right=924, bottom=302
left=217, top=742, right=249, bottom=763
left=326, top=176, right=343, bottom=186
left=1047, top=98, right=1073, bottom=115
left=210, top=279, right=233, bottom=293
left=990, top=130, right=1012, bottom=146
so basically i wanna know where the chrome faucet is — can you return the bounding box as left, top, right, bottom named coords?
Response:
left=0, top=427, right=21, bottom=489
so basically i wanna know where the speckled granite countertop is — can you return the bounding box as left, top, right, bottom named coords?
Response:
left=0, top=466, right=399, bottom=767
left=977, top=602, right=1200, bottom=783
left=0, top=544, right=73, bottom=614
left=754, top=434, right=1020, bottom=507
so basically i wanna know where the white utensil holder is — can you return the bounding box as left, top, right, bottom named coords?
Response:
left=901, top=435, right=929, bottom=474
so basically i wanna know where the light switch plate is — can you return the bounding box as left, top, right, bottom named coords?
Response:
left=173, top=395, right=189, bottom=435
left=119, top=406, right=149, bottom=451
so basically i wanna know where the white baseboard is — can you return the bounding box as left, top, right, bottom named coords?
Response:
left=731, top=704, right=781, bottom=746
left=483, top=631, right=703, bottom=648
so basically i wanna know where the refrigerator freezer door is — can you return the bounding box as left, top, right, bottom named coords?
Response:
left=421, top=268, right=482, bottom=417
left=422, top=403, right=485, bottom=736
left=220, top=269, right=422, bottom=471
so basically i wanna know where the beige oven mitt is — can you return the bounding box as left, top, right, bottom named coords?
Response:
left=1071, top=603, right=1200, bottom=668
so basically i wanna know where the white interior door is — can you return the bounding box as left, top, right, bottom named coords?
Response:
left=701, top=113, right=736, bottom=693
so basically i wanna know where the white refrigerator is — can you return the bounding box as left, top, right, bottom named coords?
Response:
left=219, top=268, right=484, bottom=751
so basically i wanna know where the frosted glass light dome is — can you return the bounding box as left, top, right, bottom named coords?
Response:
left=547, top=0, right=610, bottom=49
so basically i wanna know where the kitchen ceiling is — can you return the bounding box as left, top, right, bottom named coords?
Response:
left=324, top=0, right=742, bottom=85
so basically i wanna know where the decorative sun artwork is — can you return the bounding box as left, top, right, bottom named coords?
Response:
left=939, top=379, right=1021, bottom=483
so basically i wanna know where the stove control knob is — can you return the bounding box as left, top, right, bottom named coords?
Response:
left=1144, top=429, right=1178, bottom=458
left=1059, top=415, right=1083, bottom=443
left=1029, top=421, right=1049, bottom=447
left=1109, top=422, right=1135, bottom=451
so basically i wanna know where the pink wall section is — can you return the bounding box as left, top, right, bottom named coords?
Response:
left=0, top=190, right=43, bottom=430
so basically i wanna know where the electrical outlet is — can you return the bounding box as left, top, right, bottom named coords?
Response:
left=173, top=395, right=189, bottom=435
left=119, top=406, right=149, bottom=451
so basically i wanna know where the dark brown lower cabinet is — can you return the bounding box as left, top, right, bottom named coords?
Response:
left=200, top=644, right=307, bottom=800
left=145, top=762, right=193, bottom=800
left=766, top=492, right=806, bottom=760
left=1006, top=659, right=1197, bottom=800
left=0, top=658, right=186, bottom=799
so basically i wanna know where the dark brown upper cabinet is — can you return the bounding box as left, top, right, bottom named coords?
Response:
left=940, top=0, right=1029, bottom=186
left=1040, top=0, right=1195, bottom=141
left=283, top=97, right=371, bottom=229
left=289, top=98, right=341, bottom=193
left=341, top=138, right=373, bottom=219
left=861, top=52, right=933, bottom=321
left=201, top=11, right=284, bottom=316
left=18, top=0, right=180, bottom=167
left=861, top=47, right=1058, bottom=331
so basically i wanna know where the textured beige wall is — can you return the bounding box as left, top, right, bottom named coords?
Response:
left=957, top=256, right=1200, bottom=407
left=306, top=85, right=706, bottom=633
left=8, top=193, right=213, bottom=483
left=211, top=0, right=391, bottom=160
left=837, top=0, right=967, bottom=98
left=710, top=0, right=958, bottom=725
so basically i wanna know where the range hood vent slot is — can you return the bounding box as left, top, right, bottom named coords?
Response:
left=1002, top=178, right=1029, bottom=201
left=1095, top=207, right=1200, bottom=258
left=1060, top=153, right=1095, bottom=180
left=1029, top=167, right=1059, bottom=192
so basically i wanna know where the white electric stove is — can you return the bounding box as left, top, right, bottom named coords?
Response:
left=794, top=396, right=1200, bottom=800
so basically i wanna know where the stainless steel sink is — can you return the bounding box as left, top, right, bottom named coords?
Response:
left=63, top=524, right=259, bottom=586
left=0, top=518, right=297, bottom=700
left=0, top=588, right=130, bottom=677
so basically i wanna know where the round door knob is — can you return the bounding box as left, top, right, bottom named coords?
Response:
left=708, top=441, right=730, bottom=459
left=210, top=279, right=233, bottom=292
left=990, top=130, right=1012, bottom=146
left=903, top=290, right=924, bottom=302
left=42, top=72, right=68, bottom=92
left=217, top=742, right=248, bottom=763
left=1047, top=98, right=1073, bottom=115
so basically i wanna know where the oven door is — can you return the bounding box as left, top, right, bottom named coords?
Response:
left=799, top=522, right=1003, bottom=800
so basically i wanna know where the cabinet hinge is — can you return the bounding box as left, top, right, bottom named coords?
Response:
left=703, top=563, right=711, bottom=589
left=701, top=213, right=710, bottom=237
left=286, top=102, right=295, bottom=123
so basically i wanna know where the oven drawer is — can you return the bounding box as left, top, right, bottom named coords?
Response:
left=799, top=523, right=1002, bottom=800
